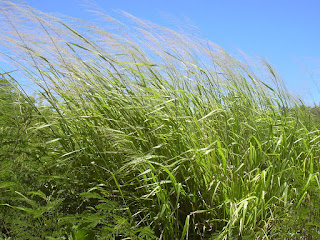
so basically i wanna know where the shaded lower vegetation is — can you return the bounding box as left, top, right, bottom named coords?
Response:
left=1, top=1, right=320, bottom=239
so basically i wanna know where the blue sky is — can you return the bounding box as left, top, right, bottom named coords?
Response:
left=13, top=0, right=320, bottom=104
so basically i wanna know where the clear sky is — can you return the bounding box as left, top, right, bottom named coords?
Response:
left=14, top=0, right=320, bottom=104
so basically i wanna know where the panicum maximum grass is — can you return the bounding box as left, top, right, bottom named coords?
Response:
left=1, top=1, right=320, bottom=239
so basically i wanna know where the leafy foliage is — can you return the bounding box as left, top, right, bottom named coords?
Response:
left=0, top=1, right=320, bottom=239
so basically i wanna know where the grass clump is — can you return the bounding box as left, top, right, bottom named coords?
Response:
left=1, top=1, right=320, bottom=239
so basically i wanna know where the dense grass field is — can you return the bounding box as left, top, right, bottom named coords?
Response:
left=1, top=1, right=320, bottom=239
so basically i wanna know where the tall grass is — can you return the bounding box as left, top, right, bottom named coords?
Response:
left=1, top=1, right=320, bottom=239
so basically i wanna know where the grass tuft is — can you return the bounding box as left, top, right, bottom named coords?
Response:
left=1, top=1, right=320, bottom=239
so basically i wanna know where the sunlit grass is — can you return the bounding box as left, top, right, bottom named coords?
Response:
left=1, top=1, right=320, bottom=239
